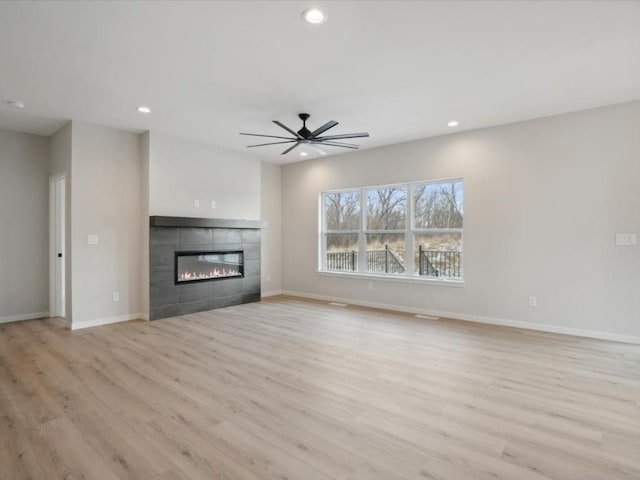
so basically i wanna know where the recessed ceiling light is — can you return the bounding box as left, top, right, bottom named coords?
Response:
left=300, top=152, right=308, bottom=156
left=6, top=100, right=25, bottom=109
left=448, top=120, right=459, bottom=127
left=137, top=106, right=151, bottom=114
left=302, top=8, right=327, bottom=24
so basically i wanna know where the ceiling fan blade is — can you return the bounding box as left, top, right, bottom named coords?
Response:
left=308, top=120, right=339, bottom=139
left=273, top=120, right=302, bottom=138
left=247, top=140, right=296, bottom=148
left=314, top=140, right=359, bottom=148
left=240, top=133, right=295, bottom=140
left=316, top=141, right=359, bottom=149
left=309, top=144, right=328, bottom=156
left=315, top=132, right=369, bottom=141
left=281, top=142, right=301, bottom=155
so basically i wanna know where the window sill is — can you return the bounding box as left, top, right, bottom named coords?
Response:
left=317, top=270, right=465, bottom=287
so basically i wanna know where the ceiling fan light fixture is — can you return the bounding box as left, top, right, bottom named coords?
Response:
left=6, top=100, right=25, bottom=109
left=302, top=8, right=327, bottom=24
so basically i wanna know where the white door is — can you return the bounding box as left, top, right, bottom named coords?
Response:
left=53, top=176, right=66, bottom=318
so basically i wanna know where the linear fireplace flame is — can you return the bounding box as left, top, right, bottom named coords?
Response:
left=175, top=251, right=244, bottom=284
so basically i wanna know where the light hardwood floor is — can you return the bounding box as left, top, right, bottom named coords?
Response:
left=1, top=295, right=639, bottom=480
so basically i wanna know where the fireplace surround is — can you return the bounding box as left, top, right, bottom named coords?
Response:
left=149, top=216, right=265, bottom=320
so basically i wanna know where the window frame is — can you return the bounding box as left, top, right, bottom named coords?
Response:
left=320, top=178, right=464, bottom=284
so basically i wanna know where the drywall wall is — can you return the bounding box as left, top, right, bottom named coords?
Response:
left=260, top=161, right=282, bottom=295
left=281, top=101, right=640, bottom=339
left=71, top=122, right=143, bottom=326
left=49, top=122, right=73, bottom=322
left=0, top=129, right=49, bottom=322
left=148, top=132, right=261, bottom=220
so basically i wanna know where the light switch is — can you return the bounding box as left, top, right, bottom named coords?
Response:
left=193, top=199, right=200, bottom=208
left=210, top=200, right=216, bottom=209
left=87, top=234, right=99, bottom=245
left=616, top=233, right=637, bottom=246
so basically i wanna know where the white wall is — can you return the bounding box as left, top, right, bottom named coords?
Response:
left=148, top=132, right=261, bottom=220
left=49, top=122, right=73, bottom=322
left=71, top=122, right=143, bottom=327
left=281, top=101, right=640, bottom=340
left=261, top=161, right=282, bottom=295
left=0, top=129, right=49, bottom=322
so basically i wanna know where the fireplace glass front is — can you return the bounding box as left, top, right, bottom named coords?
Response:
left=175, top=251, right=244, bottom=284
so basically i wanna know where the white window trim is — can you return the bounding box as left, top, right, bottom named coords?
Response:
left=320, top=178, right=463, bottom=283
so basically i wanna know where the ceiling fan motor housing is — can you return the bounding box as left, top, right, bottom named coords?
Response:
left=298, top=113, right=311, bottom=138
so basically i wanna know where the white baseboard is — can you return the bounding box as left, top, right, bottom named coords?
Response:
left=71, top=313, right=146, bottom=331
left=261, top=290, right=283, bottom=298
left=281, top=290, right=640, bottom=345
left=0, top=311, right=49, bottom=325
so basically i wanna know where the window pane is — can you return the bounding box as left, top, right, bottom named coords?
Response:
left=324, top=191, right=360, bottom=231
left=415, top=233, right=462, bottom=278
left=366, top=187, right=406, bottom=230
left=414, top=181, right=463, bottom=229
left=326, top=234, right=359, bottom=272
left=366, top=233, right=405, bottom=274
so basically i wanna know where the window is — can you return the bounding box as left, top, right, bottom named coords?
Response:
left=323, top=190, right=360, bottom=272
left=321, top=179, right=463, bottom=281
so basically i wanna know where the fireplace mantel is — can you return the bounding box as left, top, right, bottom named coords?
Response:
left=150, top=216, right=266, bottom=229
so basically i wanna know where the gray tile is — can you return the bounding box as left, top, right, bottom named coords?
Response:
left=244, top=259, right=260, bottom=276
left=150, top=227, right=178, bottom=246
left=178, top=282, right=213, bottom=303
left=242, top=275, right=261, bottom=295
left=242, top=293, right=261, bottom=304
left=176, top=300, right=211, bottom=316
left=179, top=228, right=212, bottom=245
left=175, top=244, right=214, bottom=253
left=241, top=229, right=261, bottom=244
left=151, top=283, right=178, bottom=306
left=213, top=278, right=243, bottom=297
left=150, top=304, right=180, bottom=320
left=244, top=244, right=261, bottom=261
left=150, top=245, right=175, bottom=268
left=213, top=229, right=242, bottom=245
left=150, top=270, right=174, bottom=288
left=211, top=295, right=243, bottom=309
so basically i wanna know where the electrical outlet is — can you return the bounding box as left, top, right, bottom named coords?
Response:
left=87, top=234, right=99, bottom=245
left=193, top=199, right=200, bottom=208
left=616, top=233, right=637, bottom=246
left=112, top=291, right=120, bottom=302
left=528, top=296, right=537, bottom=307
left=210, top=200, right=216, bottom=209
left=367, top=281, right=374, bottom=290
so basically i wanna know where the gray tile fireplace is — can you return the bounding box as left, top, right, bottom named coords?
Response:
left=149, top=216, right=265, bottom=320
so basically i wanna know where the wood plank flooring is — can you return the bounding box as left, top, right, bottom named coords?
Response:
left=1, top=295, right=639, bottom=479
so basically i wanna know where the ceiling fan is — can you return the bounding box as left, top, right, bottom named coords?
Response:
left=240, top=113, right=369, bottom=155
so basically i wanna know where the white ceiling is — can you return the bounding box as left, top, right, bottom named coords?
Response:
left=0, top=0, right=639, bottom=164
